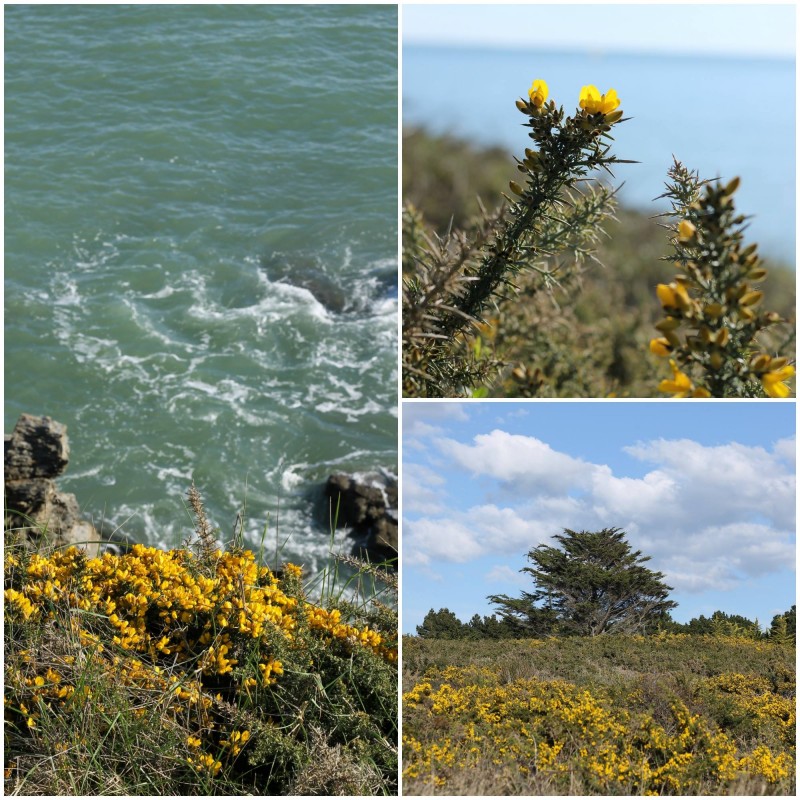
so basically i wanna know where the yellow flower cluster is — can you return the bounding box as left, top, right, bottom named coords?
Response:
left=305, top=606, right=395, bottom=661
left=5, top=543, right=396, bottom=784
left=403, top=664, right=795, bottom=793
left=523, top=79, right=622, bottom=121
left=701, top=672, right=796, bottom=748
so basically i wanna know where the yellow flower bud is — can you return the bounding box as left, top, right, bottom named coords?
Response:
left=750, top=353, right=772, bottom=373
left=709, top=350, right=724, bottom=371
left=703, top=302, right=725, bottom=319
left=649, top=338, right=672, bottom=357
left=655, top=317, right=681, bottom=332
left=509, top=181, right=524, bottom=196
left=723, top=176, right=741, bottom=195
left=739, top=290, right=763, bottom=307
left=678, top=219, right=697, bottom=242
left=767, top=357, right=789, bottom=371
left=656, top=284, right=677, bottom=308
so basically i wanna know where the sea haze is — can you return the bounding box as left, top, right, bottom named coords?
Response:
left=403, top=44, right=795, bottom=265
left=4, top=4, right=398, bottom=571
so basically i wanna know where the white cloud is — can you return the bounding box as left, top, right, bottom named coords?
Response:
left=403, top=402, right=469, bottom=438
left=403, top=463, right=447, bottom=515
left=437, top=429, right=596, bottom=494
left=405, top=431, right=796, bottom=595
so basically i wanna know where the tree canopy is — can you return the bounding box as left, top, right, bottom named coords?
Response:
left=489, top=528, right=677, bottom=637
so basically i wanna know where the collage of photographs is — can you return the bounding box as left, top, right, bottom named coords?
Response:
left=2, top=1, right=796, bottom=797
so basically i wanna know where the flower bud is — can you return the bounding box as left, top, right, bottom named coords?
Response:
left=656, top=284, right=677, bottom=308
left=714, top=328, right=730, bottom=347
left=768, top=357, right=789, bottom=371
left=678, top=220, right=697, bottom=242
left=604, top=109, right=624, bottom=124
left=739, top=290, right=763, bottom=307
left=709, top=351, right=724, bottom=371
left=741, top=243, right=758, bottom=258
left=723, top=176, right=741, bottom=195
left=649, top=338, right=672, bottom=357
left=509, top=181, right=524, bottom=196
left=748, top=267, right=767, bottom=281
left=750, top=353, right=772, bottom=373
left=703, top=303, right=725, bottom=319
left=655, top=317, right=681, bottom=332
left=516, top=99, right=528, bottom=112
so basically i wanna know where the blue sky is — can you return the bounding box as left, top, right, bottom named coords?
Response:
left=402, top=3, right=796, bottom=59
left=402, top=402, right=796, bottom=634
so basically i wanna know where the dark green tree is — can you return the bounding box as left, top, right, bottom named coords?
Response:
left=416, top=608, right=467, bottom=639
left=769, top=605, right=796, bottom=645
left=490, top=528, right=677, bottom=637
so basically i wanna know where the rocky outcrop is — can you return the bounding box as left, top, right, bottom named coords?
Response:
left=4, top=414, right=99, bottom=556
left=323, top=471, right=397, bottom=566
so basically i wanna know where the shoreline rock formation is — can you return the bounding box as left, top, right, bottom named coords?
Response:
left=4, top=414, right=99, bottom=557
left=323, top=471, right=398, bottom=566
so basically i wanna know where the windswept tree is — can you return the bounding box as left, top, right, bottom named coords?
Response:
left=489, top=528, right=677, bottom=637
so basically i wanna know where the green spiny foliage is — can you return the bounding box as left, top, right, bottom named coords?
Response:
left=651, top=159, right=795, bottom=398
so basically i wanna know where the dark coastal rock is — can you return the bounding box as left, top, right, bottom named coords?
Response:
left=5, top=413, right=70, bottom=479
left=4, top=414, right=99, bottom=556
left=323, top=471, right=397, bottom=566
left=261, top=253, right=348, bottom=313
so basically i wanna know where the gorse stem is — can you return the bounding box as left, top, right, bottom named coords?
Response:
left=402, top=80, right=628, bottom=397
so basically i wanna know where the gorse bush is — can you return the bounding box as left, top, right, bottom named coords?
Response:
left=402, top=80, right=795, bottom=398
left=4, top=491, right=398, bottom=795
left=651, top=161, right=795, bottom=397
left=402, top=636, right=795, bottom=796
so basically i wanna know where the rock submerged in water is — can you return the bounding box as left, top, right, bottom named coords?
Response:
left=4, top=414, right=99, bottom=556
left=261, top=253, right=348, bottom=313
left=323, top=471, right=397, bottom=566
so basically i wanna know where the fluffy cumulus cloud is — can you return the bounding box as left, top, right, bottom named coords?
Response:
left=405, top=430, right=796, bottom=594
left=438, top=430, right=596, bottom=494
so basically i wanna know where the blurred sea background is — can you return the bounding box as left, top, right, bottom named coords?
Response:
left=4, top=4, right=398, bottom=570
left=403, top=43, right=795, bottom=265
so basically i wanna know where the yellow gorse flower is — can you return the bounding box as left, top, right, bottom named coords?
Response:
left=658, top=360, right=710, bottom=397
left=761, top=364, right=795, bottom=398
left=528, top=78, right=548, bottom=108
left=579, top=85, right=620, bottom=115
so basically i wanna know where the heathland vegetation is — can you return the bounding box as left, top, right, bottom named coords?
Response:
left=402, top=80, right=796, bottom=398
left=4, top=486, right=398, bottom=795
left=402, top=528, right=795, bottom=795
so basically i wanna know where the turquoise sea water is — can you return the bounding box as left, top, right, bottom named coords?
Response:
left=5, top=5, right=398, bottom=570
left=403, top=44, right=795, bottom=264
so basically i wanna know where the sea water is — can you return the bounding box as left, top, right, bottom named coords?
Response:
left=403, top=44, right=795, bottom=265
left=4, top=5, right=398, bottom=572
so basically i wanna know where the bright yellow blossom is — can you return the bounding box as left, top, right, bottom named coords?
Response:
left=761, top=364, right=795, bottom=398
left=579, top=85, right=620, bottom=115
left=528, top=79, right=548, bottom=108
